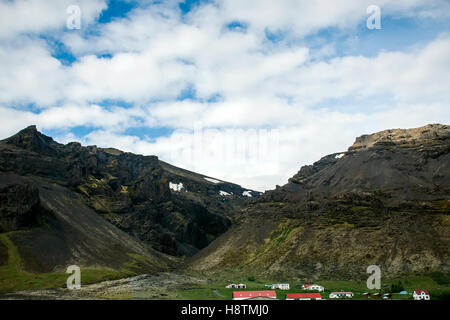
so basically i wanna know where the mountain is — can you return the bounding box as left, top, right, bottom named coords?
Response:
left=186, top=124, right=450, bottom=280
left=0, top=126, right=258, bottom=277
left=0, top=172, right=172, bottom=274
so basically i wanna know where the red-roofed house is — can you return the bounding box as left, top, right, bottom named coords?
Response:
left=302, top=284, right=324, bottom=292
left=232, top=290, right=277, bottom=300
left=413, top=290, right=430, bottom=300
left=286, top=293, right=323, bottom=300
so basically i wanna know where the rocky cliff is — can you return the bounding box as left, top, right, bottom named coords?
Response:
left=187, top=124, right=450, bottom=280
left=0, top=126, right=257, bottom=275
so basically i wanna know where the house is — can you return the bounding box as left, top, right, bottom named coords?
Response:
left=329, top=292, right=354, bottom=299
left=232, top=291, right=277, bottom=300
left=271, top=283, right=290, bottom=290
left=286, top=293, right=323, bottom=300
left=383, top=293, right=392, bottom=300
left=413, top=290, right=430, bottom=300
left=302, top=284, right=324, bottom=292
left=373, top=293, right=382, bottom=299
left=362, top=292, right=371, bottom=298
left=226, top=283, right=246, bottom=289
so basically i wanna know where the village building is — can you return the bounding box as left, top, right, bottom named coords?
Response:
left=383, top=293, right=392, bottom=299
left=329, top=292, right=354, bottom=299
left=271, top=283, right=290, bottom=290
left=286, top=293, right=323, bottom=300
left=232, top=291, right=277, bottom=300
left=362, top=292, right=371, bottom=298
left=413, top=290, right=430, bottom=300
left=226, top=283, right=246, bottom=289
left=302, top=284, right=324, bottom=292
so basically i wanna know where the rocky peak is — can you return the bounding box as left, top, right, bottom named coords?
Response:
left=4, top=125, right=61, bottom=156
left=348, top=123, right=449, bottom=152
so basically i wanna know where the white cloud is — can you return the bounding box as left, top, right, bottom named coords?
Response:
left=0, top=0, right=106, bottom=39
left=0, top=0, right=449, bottom=190
left=0, top=39, right=68, bottom=106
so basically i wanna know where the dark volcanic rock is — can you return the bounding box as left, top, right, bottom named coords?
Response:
left=0, top=182, right=49, bottom=232
left=187, top=124, right=450, bottom=279
left=0, top=126, right=256, bottom=257
left=0, top=172, right=172, bottom=274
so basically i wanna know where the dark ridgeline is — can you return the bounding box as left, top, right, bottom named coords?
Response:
left=187, top=124, right=450, bottom=279
left=0, top=125, right=258, bottom=274
left=1, top=124, right=449, bottom=279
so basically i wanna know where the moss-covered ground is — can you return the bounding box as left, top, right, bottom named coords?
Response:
left=0, top=232, right=154, bottom=294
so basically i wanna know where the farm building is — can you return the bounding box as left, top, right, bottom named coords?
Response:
left=271, top=283, right=290, bottom=290
left=302, top=284, right=324, bottom=292
left=225, top=284, right=246, bottom=289
left=286, top=293, right=323, bottom=300
left=413, top=290, right=430, bottom=300
left=232, top=291, right=277, bottom=300
left=329, top=292, right=354, bottom=299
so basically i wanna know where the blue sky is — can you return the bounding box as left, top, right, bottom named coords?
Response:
left=1, top=0, right=450, bottom=190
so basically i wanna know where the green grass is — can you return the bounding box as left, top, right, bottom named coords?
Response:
left=0, top=232, right=133, bottom=294
left=173, top=272, right=450, bottom=300
left=1, top=230, right=449, bottom=300
left=176, top=278, right=271, bottom=300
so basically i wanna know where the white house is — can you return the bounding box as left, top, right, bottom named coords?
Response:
left=286, top=293, right=323, bottom=300
left=226, top=283, right=246, bottom=289
left=302, top=284, right=324, bottom=292
left=413, top=290, right=430, bottom=300
left=271, top=283, right=290, bottom=290
left=329, top=292, right=354, bottom=299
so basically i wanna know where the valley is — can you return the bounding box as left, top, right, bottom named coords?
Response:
left=0, top=124, right=449, bottom=300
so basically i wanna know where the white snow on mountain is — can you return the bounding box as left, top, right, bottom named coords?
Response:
left=169, top=182, right=184, bottom=192
left=242, top=191, right=252, bottom=197
left=204, top=177, right=221, bottom=184
left=219, top=190, right=231, bottom=196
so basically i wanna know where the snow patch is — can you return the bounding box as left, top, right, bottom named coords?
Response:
left=169, top=182, right=184, bottom=192
left=219, top=190, right=231, bottom=196
left=204, top=177, right=221, bottom=184
left=242, top=191, right=252, bottom=197
left=335, top=153, right=345, bottom=159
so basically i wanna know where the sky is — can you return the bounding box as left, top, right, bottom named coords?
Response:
left=0, top=0, right=450, bottom=191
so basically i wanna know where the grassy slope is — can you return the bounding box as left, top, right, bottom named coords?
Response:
left=0, top=232, right=159, bottom=294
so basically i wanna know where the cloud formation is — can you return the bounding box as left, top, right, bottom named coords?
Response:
left=1, top=0, right=450, bottom=191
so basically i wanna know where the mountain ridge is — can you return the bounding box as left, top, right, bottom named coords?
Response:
left=0, top=125, right=258, bottom=277
left=186, top=123, right=450, bottom=280
left=1, top=123, right=449, bottom=285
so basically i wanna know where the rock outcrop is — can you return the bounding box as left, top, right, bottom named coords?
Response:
left=187, top=124, right=450, bottom=279
left=0, top=126, right=256, bottom=257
